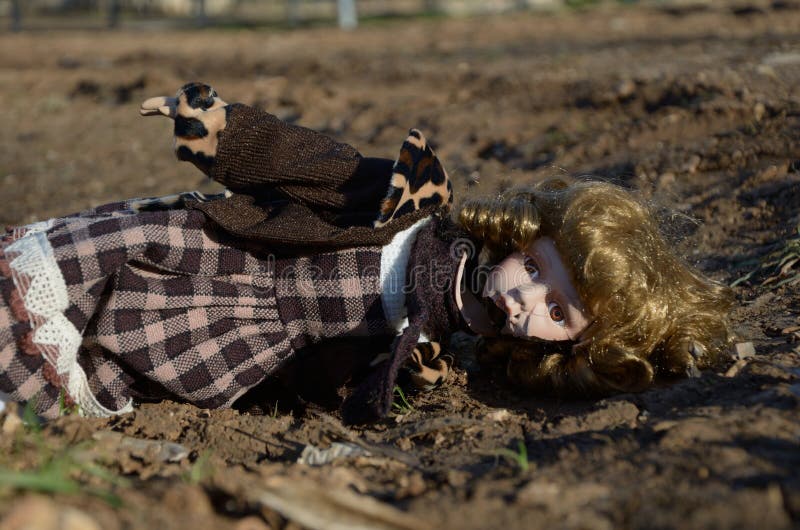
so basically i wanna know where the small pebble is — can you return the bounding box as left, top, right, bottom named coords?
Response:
left=734, top=342, right=756, bottom=360
left=1, top=496, right=101, bottom=530
left=406, top=472, right=426, bottom=496
left=681, top=154, right=702, bottom=174
left=754, top=102, right=766, bottom=121
left=658, top=172, right=676, bottom=187
left=447, top=469, right=469, bottom=487
left=2, top=410, right=22, bottom=435
left=486, top=409, right=510, bottom=422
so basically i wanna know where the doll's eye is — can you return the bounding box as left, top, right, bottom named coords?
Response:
left=523, top=256, right=539, bottom=279
left=548, top=302, right=566, bottom=326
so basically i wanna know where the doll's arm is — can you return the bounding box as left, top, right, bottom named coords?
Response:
left=141, top=82, right=392, bottom=211
left=371, top=341, right=452, bottom=391
left=342, top=309, right=428, bottom=424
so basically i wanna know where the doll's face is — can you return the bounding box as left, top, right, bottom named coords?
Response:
left=483, top=237, right=591, bottom=341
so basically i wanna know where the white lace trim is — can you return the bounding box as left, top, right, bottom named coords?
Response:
left=8, top=218, right=56, bottom=240
left=379, top=218, right=432, bottom=341
left=6, top=230, right=132, bottom=417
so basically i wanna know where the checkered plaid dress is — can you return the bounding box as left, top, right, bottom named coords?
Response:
left=0, top=194, right=389, bottom=418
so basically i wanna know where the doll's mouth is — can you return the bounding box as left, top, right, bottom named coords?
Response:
left=482, top=297, right=507, bottom=331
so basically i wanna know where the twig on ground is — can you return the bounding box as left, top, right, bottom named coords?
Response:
left=732, top=224, right=800, bottom=288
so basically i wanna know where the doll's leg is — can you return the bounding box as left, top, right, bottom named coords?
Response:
left=308, top=156, right=396, bottom=226
left=142, top=83, right=397, bottom=213
left=141, top=82, right=228, bottom=176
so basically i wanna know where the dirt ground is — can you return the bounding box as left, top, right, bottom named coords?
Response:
left=1, top=3, right=799, bottom=529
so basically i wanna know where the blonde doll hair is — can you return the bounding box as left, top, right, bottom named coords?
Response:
left=458, top=178, right=735, bottom=395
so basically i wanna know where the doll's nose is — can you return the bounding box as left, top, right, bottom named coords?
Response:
left=495, top=294, right=521, bottom=318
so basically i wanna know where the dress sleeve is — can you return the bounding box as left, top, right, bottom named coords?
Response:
left=210, top=104, right=393, bottom=212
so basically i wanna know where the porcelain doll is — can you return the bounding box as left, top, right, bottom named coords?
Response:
left=0, top=83, right=733, bottom=422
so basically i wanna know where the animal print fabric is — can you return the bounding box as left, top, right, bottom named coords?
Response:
left=191, top=107, right=452, bottom=250
left=405, top=341, right=452, bottom=391
left=0, top=195, right=389, bottom=418
left=375, top=129, right=454, bottom=228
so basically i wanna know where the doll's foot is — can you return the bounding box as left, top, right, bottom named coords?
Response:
left=140, top=81, right=227, bottom=115
left=140, top=82, right=229, bottom=176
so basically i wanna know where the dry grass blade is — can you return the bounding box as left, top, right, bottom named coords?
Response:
left=386, top=415, right=481, bottom=441
left=306, top=411, right=422, bottom=468
left=733, top=224, right=800, bottom=288
left=251, top=475, right=433, bottom=530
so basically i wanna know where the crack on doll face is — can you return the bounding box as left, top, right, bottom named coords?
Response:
left=482, top=237, right=591, bottom=342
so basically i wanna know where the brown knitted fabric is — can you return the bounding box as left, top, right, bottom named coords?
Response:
left=342, top=215, right=474, bottom=423
left=405, top=215, right=470, bottom=341
left=194, top=194, right=432, bottom=251
left=211, top=104, right=362, bottom=207
left=191, top=103, right=440, bottom=250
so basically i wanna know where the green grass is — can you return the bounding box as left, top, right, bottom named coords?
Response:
left=391, top=385, right=414, bottom=415
left=565, top=0, right=602, bottom=8
left=0, top=401, right=128, bottom=506
left=184, top=451, right=213, bottom=485
left=58, top=389, right=80, bottom=416
left=494, top=440, right=530, bottom=473
left=0, top=453, right=129, bottom=507
left=21, top=398, right=42, bottom=432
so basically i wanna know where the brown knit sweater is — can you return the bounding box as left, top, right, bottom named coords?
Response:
left=191, top=104, right=439, bottom=251
left=342, top=215, right=475, bottom=423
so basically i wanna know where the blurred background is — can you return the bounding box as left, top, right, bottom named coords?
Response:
left=1, top=0, right=797, bottom=228
left=4, top=0, right=649, bottom=31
